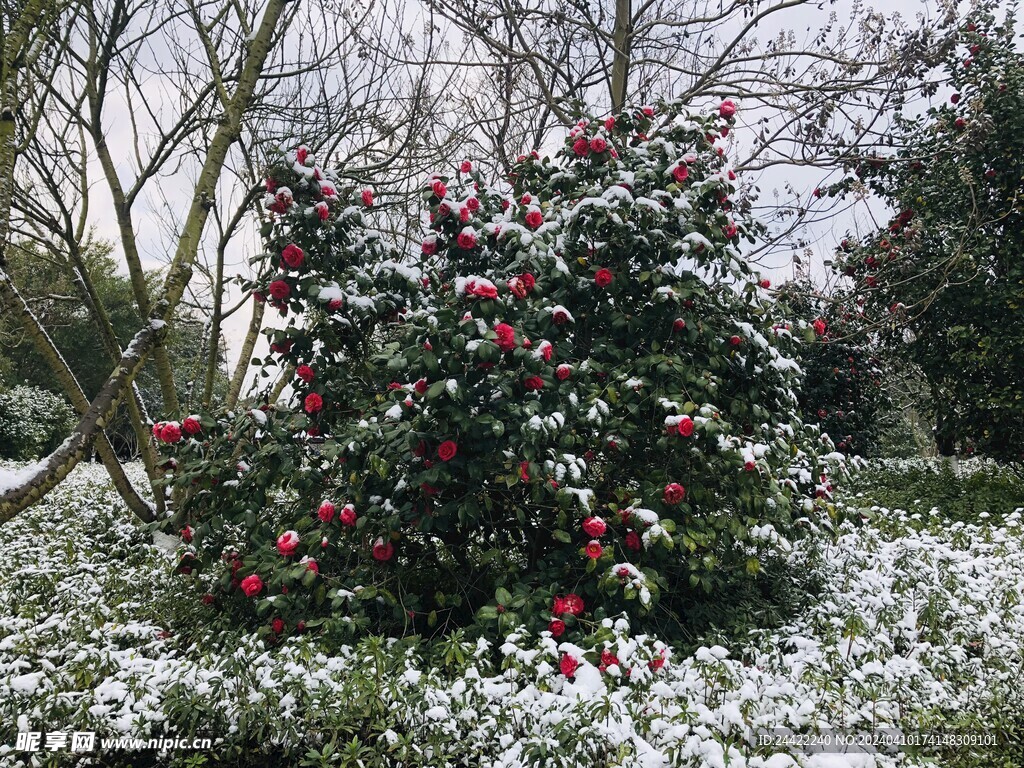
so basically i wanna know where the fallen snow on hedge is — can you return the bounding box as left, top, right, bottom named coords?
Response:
left=1, top=462, right=1023, bottom=767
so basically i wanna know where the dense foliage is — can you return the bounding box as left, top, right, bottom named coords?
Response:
left=777, top=280, right=889, bottom=457
left=834, top=9, right=1024, bottom=461
left=0, top=385, right=76, bottom=460
left=162, top=101, right=843, bottom=645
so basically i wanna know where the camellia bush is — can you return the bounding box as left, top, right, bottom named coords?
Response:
left=776, top=280, right=890, bottom=457
left=160, top=100, right=843, bottom=648
left=0, top=385, right=76, bottom=461
left=833, top=8, right=1024, bottom=461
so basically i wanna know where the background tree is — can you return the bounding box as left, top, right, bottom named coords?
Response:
left=835, top=7, right=1024, bottom=462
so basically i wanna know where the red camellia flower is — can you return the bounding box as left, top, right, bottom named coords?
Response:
left=519, top=273, right=536, bottom=293
left=648, top=649, right=667, bottom=670
left=582, top=516, right=606, bottom=537
left=745, top=460, right=757, bottom=472
left=421, top=238, right=437, bottom=256
left=340, top=504, right=357, bottom=526
left=600, top=649, right=619, bottom=669
left=594, top=268, right=613, bottom=287
left=572, top=138, right=589, bottom=156
left=272, top=618, right=285, bottom=634
left=456, top=229, right=478, bottom=250
left=723, top=222, right=738, bottom=238
left=466, top=277, right=497, bottom=298
left=585, top=540, right=603, bottom=559
left=508, top=277, right=528, bottom=299
left=181, top=525, right=194, bottom=543
left=438, top=440, right=458, bottom=462
left=431, top=180, right=447, bottom=198
left=663, top=483, right=686, bottom=504
left=160, top=422, right=182, bottom=444
left=954, top=117, right=966, bottom=129
left=276, top=530, right=300, bottom=556
left=759, top=279, right=771, bottom=289
left=604, top=116, right=615, bottom=131
left=494, top=323, right=516, bottom=352
left=182, top=416, right=202, bottom=435
left=414, top=378, right=429, bottom=395
left=525, top=210, right=543, bottom=229
left=372, top=537, right=395, bottom=561
left=729, top=335, right=742, bottom=347
left=590, top=136, right=607, bottom=153
left=296, top=364, right=315, bottom=383
left=304, top=392, right=323, bottom=413
left=555, top=364, right=572, bottom=381
left=318, top=501, right=336, bottom=523
left=553, top=308, right=570, bottom=325
left=314, top=201, right=329, bottom=221
left=281, top=244, right=304, bottom=269
left=460, top=160, right=472, bottom=173
left=560, top=653, right=579, bottom=677
left=524, top=375, right=544, bottom=391
left=951, top=92, right=960, bottom=104
left=678, top=416, right=695, bottom=437
left=672, top=165, right=689, bottom=183
left=549, top=619, right=566, bottom=637
left=625, top=531, right=641, bottom=551
left=240, top=574, right=263, bottom=597
left=304, top=557, right=319, bottom=574
left=812, top=317, right=827, bottom=336
left=563, top=593, right=584, bottom=615
left=673, top=318, right=686, bottom=333
left=268, top=280, right=290, bottom=301
left=361, top=189, right=374, bottom=207
left=719, top=99, right=737, bottom=118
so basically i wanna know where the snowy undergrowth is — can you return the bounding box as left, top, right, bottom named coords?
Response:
left=1, top=461, right=1023, bottom=767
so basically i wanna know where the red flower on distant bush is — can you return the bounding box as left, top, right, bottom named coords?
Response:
left=276, top=530, right=300, bottom=556
left=361, top=189, right=374, bottom=207
left=625, top=531, right=641, bottom=551
left=594, top=268, right=613, bottom=287
left=240, top=574, right=263, bottom=597
left=719, top=99, right=737, bottom=118
left=318, top=501, right=336, bottom=523
left=372, top=537, right=395, bottom=561
left=572, top=138, right=589, bottom=156
left=340, top=504, right=357, bottom=526
left=560, top=653, right=579, bottom=677
left=281, top=244, right=304, bottom=269
left=438, top=440, right=458, bottom=462
left=272, top=618, right=285, bottom=634
left=663, top=483, right=686, bottom=504
left=549, top=619, right=566, bottom=637
left=672, top=165, right=689, bottom=183
left=525, top=210, right=543, bottom=229
left=494, top=323, right=516, bottom=352
left=457, top=229, right=478, bottom=249
left=159, top=422, right=182, bottom=444
left=182, top=416, right=201, bottom=435
left=304, top=393, right=323, bottom=413
left=585, top=540, right=603, bottom=559
left=812, top=318, right=827, bottom=336
left=296, top=365, right=315, bottom=383
left=582, top=516, right=606, bottom=537
left=431, top=180, right=447, bottom=198
left=268, top=280, right=290, bottom=301
left=678, top=416, right=694, bottom=437
left=590, top=136, right=607, bottom=153
left=466, top=277, right=497, bottom=298
left=524, top=376, right=544, bottom=391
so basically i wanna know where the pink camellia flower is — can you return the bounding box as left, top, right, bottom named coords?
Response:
left=361, top=189, right=373, bottom=207
left=572, top=138, right=590, bottom=156
left=641, top=105, right=655, bottom=117
left=719, top=99, right=737, bottom=118
left=160, top=422, right=182, bottom=444
left=268, top=280, right=290, bottom=301
left=460, top=160, right=472, bottom=173
left=585, top=540, right=603, bottom=559
left=537, top=340, right=553, bottom=361
left=525, top=210, right=543, bottom=229
left=438, top=440, right=458, bottom=462
left=421, top=237, right=437, bottom=256
left=494, top=323, right=516, bottom=352
left=590, top=136, right=607, bottom=153
left=303, top=557, right=319, bottom=574
left=431, top=180, right=447, bottom=198
left=524, top=375, right=544, bottom=391
left=663, top=483, right=686, bottom=504
left=459, top=206, right=471, bottom=223
left=549, top=619, right=566, bottom=637
left=672, top=165, right=689, bottom=183
left=182, top=416, right=202, bottom=435
left=582, top=516, right=606, bottom=537
left=466, top=196, right=480, bottom=212
left=465, top=277, right=498, bottom=299
left=318, top=501, right=336, bottom=523
left=340, top=504, right=357, bottom=526
left=328, top=298, right=343, bottom=311
left=304, top=392, right=323, bottom=413
left=678, top=416, right=695, bottom=437
left=594, top=268, right=613, bottom=287
left=560, top=653, right=579, bottom=677
left=555, top=364, right=572, bottom=381
left=276, top=530, right=300, bottom=556
left=812, top=317, right=827, bottom=336
left=281, top=244, right=304, bottom=269
left=240, top=574, right=263, bottom=597
left=296, top=364, right=315, bottom=383
left=456, top=229, right=478, bottom=250
left=723, top=222, right=738, bottom=238
left=372, top=537, right=395, bottom=561
left=563, top=593, right=584, bottom=615
left=625, top=531, right=641, bottom=551
left=295, top=146, right=308, bottom=164
left=314, top=201, right=329, bottom=221
left=604, top=116, right=615, bottom=131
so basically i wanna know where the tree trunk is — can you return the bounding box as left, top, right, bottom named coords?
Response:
left=226, top=296, right=265, bottom=409
left=610, top=0, right=632, bottom=113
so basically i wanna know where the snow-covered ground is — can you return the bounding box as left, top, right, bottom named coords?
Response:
left=1, top=461, right=1022, bottom=767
